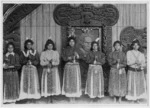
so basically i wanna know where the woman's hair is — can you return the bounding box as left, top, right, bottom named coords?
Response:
left=91, top=41, right=100, bottom=51
left=130, top=39, right=143, bottom=52
left=113, top=40, right=122, bottom=47
left=5, top=42, right=15, bottom=53
left=44, top=39, right=56, bottom=51
left=24, top=39, right=34, bottom=50
left=67, top=37, right=76, bottom=46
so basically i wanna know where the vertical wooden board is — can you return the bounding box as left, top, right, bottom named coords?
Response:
left=43, top=4, right=50, bottom=49
left=135, top=4, right=141, bottom=28
left=140, top=13, right=146, bottom=28
left=20, top=18, right=26, bottom=50
left=134, top=4, right=138, bottom=27
left=31, top=8, right=37, bottom=50
left=130, top=4, right=135, bottom=26
left=50, top=4, right=56, bottom=42
left=25, top=14, right=31, bottom=39
left=142, top=4, right=147, bottom=27
left=117, top=26, right=122, bottom=40
left=55, top=24, right=61, bottom=54
left=128, top=4, right=132, bottom=26
left=118, top=4, right=122, bottom=27
left=122, top=4, right=126, bottom=27
left=112, top=26, right=117, bottom=48
left=36, top=5, right=43, bottom=53
left=125, top=4, right=130, bottom=26
left=140, top=4, right=144, bottom=27
left=115, top=4, right=121, bottom=27
left=48, top=4, right=51, bottom=38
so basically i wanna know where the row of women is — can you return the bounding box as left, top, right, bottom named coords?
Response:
left=3, top=36, right=147, bottom=104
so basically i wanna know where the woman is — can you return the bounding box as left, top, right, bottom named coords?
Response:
left=85, top=41, right=105, bottom=101
left=40, top=39, right=61, bottom=103
left=126, top=39, right=146, bottom=103
left=3, top=42, right=20, bottom=103
left=108, top=41, right=127, bottom=103
left=62, top=37, right=81, bottom=102
left=19, top=39, right=40, bottom=101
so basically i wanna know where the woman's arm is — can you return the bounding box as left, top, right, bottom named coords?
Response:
left=108, top=52, right=117, bottom=66
left=97, top=53, right=106, bottom=65
left=32, top=51, right=40, bottom=66
left=14, top=54, right=21, bottom=70
left=119, top=53, right=127, bottom=68
left=40, top=52, right=49, bottom=66
left=127, top=51, right=136, bottom=66
left=62, top=48, right=73, bottom=62
left=20, top=51, right=28, bottom=66
left=52, top=51, right=60, bottom=66
left=86, top=52, right=94, bottom=64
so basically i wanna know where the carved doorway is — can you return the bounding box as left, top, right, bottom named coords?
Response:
left=53, top=4, right=119, bottom=94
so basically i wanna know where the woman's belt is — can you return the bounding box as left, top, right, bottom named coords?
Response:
left=128, top=67, right=142, bottom=72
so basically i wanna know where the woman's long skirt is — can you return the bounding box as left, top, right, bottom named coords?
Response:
left=3, top=69, right=19, bottom=103
left=19, top=65, right=40, bottom=100
left=108, top=68, right=127, bottom=97
left=62, top=62, right=82, bottom=97
left=126, top=70, right=147, bottom=100
left=41, top=67, right=61, bottom=97
left=85, top=65, right=104, bottom=98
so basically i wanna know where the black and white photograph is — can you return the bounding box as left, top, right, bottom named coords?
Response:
left=1, top=0, right=149, bottom=105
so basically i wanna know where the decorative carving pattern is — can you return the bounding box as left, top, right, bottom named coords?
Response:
left=61, top=26, right=68, bottom=51
left=4, top=4, right=40, bottom=35
left=102, top=26, right=112, bottom=56
left=53, top=4, right=119, bottom=27
left=120, top=26, right=147, bottom=52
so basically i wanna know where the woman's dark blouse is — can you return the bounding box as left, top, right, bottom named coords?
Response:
left=108, top=51, right=127, bottom=69
left=86, top=51, right=106, bottom=65
left=3, top=53, right=21, bottom=70
left=62, top=46, right=79, bottom=62
left=20, top=49, right=39, bottom=66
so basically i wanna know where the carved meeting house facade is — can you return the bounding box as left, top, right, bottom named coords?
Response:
left=3, top=4, right=147, bottom=92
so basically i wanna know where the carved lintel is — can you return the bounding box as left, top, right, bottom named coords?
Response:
left=53, top=4, right=119, bottom=27
left=4, top=4, right=40, bottom=35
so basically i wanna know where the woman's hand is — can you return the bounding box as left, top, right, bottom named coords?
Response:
left=47, top=63, right=52, bottom=68
left=112, top=60, right=117, bottom=64
left=74, top=52, right=79, bottom=59
left=27, top=60, right=32, bottom=65
left=117, top=59, right=120, bottom=63
left=96, top=62, right=101, bottom=65
left=93, top=60, right=97, bottom=64
left=68, top=57, right=72, bottom=60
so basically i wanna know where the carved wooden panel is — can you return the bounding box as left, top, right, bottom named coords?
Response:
left=4, top=4, right=40, bottom=35
left=53, top=4, right=119, bottom=27
left=120, top=26, right=147, bottom=52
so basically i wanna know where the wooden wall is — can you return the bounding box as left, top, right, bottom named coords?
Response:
left=20, top=4, right=147, bottom=54
left=112, top=4, right=147, bottom=44
left=20, top=4, right=61, bottom=54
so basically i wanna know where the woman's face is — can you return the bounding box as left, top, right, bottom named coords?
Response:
left=69, top=39, right=75, bottom=47
left=93, top=43, right=98, bottom=51
left=114, top=43, right=121, bottom=51
left=26, top=42, right=32, bottom=50
left=47, top=44, right=53, bottom=50
left=8, top=45, right=14, bottom=53
left=133, top=43, right=139, bottom=50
